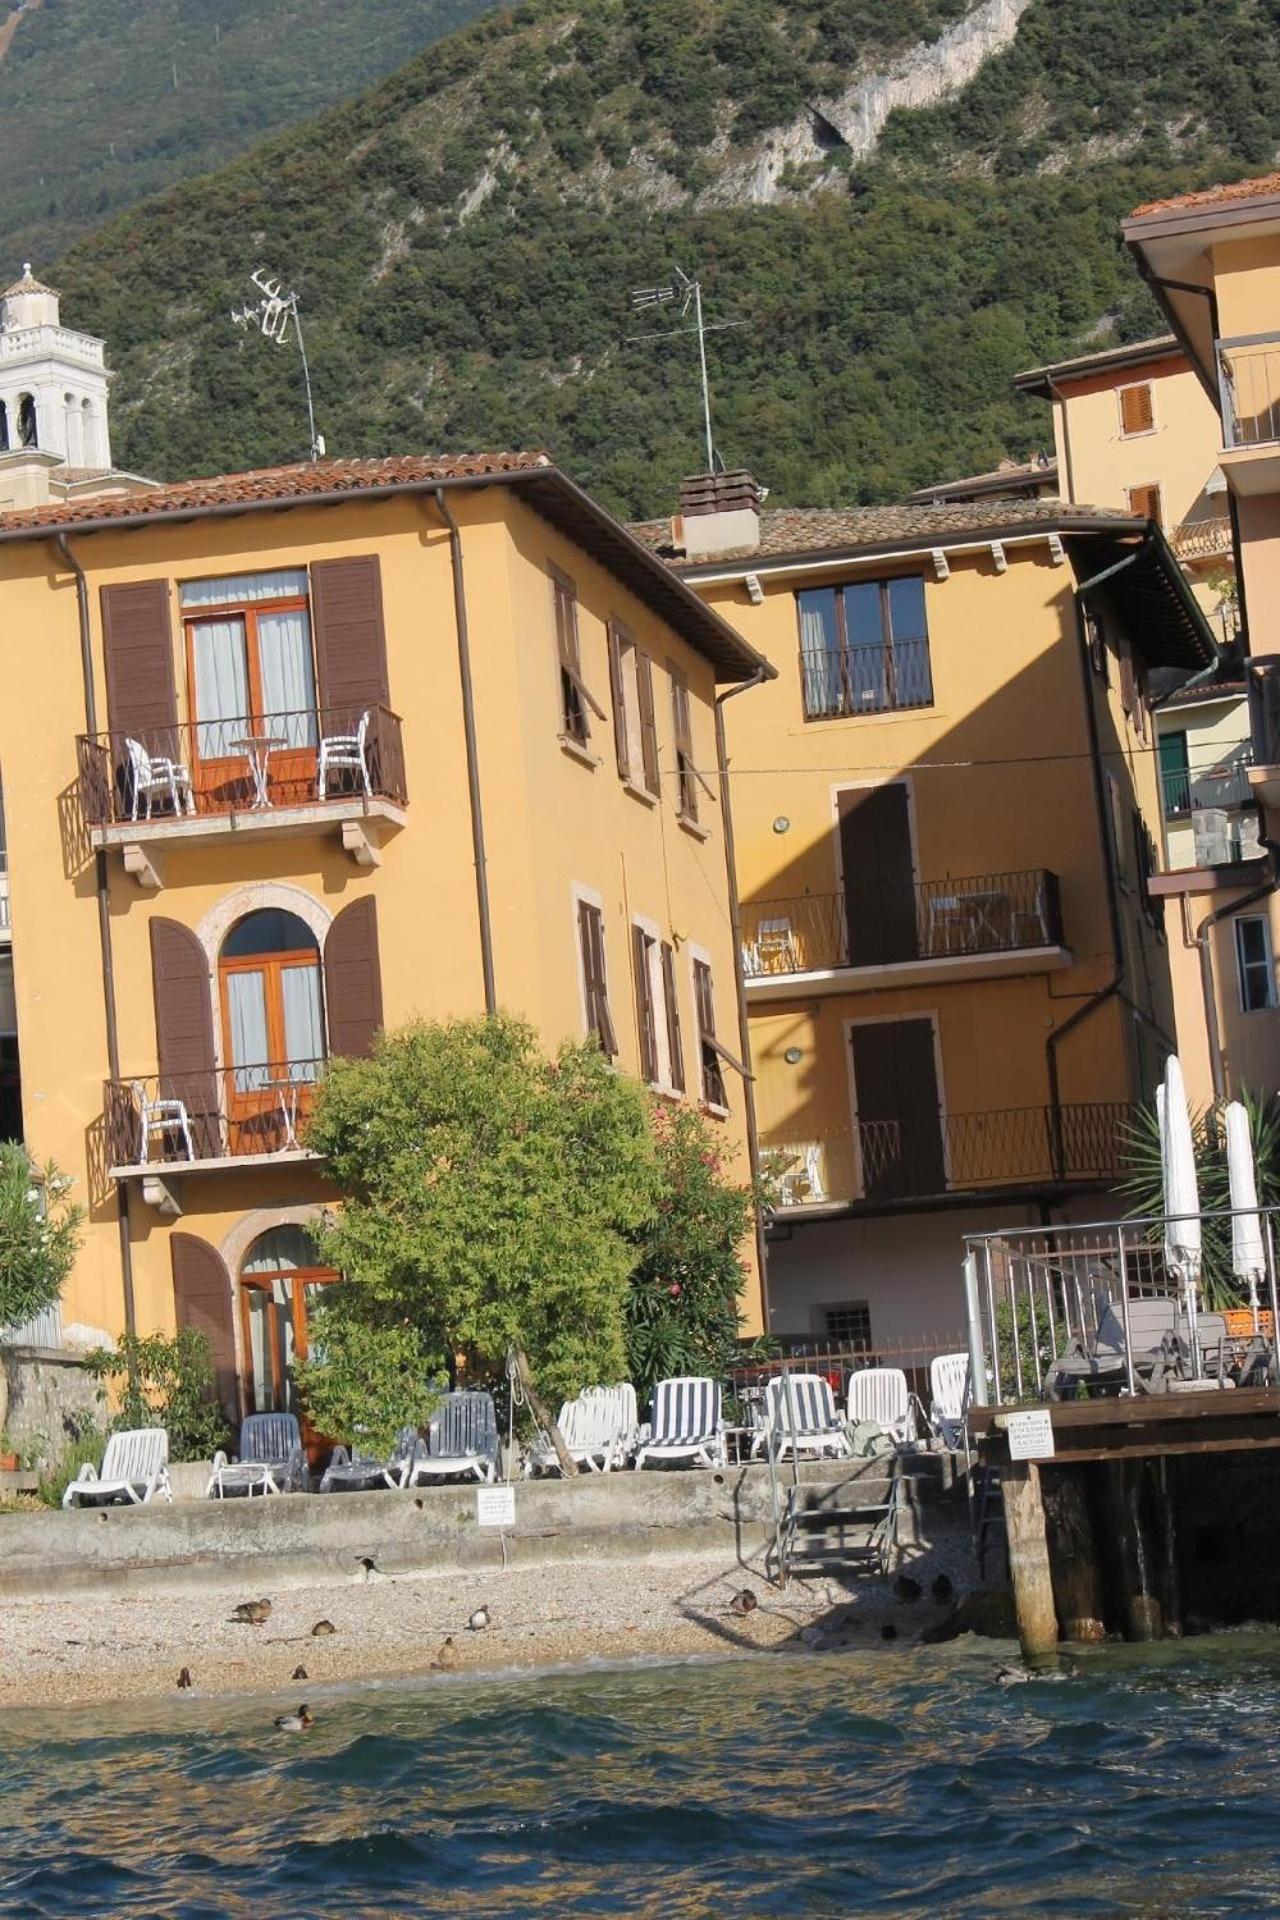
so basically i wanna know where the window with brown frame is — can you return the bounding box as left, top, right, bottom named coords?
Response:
left=1119, top=383, right=1155, bottom=437
left=1084, top=610, right=1109, bottom=682
left=1126, top=482, right=1163, bottom=528
left=607, top=621, right=661, bottom=795
left=552, top=567, right=604, bottom=751
left=661, top=941, right=685, bottom=1094
left=180, top=569, right=319, bottom=809
left=693, top=958, right=727, bottom=1109
left=632, top=925, right=685, bottom=1092
left=217, top=908, right=326, bottom=1153
left=577, top=897, right=617, bottom=1057
left=670, top=665, right=699, bottom=822
left=239, top=1225, right=338, bottom=1430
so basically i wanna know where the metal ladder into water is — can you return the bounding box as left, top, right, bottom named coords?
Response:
left=764, top=1370, right=902, bottom=1587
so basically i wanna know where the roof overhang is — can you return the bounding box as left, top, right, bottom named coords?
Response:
left=1013, top=339, right=1182, bottom=398
left=1148, top=858, right=1271, bottom=900
left=1073, top=529, right=1218, bottom=671
left=0, top=464, right=773, bottom=685
left=1123, top=193, right=1280, bottom=399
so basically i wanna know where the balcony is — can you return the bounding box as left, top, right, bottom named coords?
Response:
left=77, top=704, right=407, bottom=886
left=1247, top=657, right=1280, bottom=819
left=742, top=870, right=1068, bottom=1001
left=105, top=1060, right=325, bottom=1199
left=1169, top=515, right=1233, bottom=565
left=762, top=1102, right=1132, bottom=1214
left=1216, top=334, right=1280, bottom=493
left=1161, top=746, right=1255, bottom=820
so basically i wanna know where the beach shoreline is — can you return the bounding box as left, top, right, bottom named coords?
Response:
left=0, top=1547, right=975, bottom=1712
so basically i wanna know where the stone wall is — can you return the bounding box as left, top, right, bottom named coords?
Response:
left=2, top=1346, right=100, bottom=1464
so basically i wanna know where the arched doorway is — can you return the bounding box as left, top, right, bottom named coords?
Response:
left=16, top=394, right=36, bottom=447
left=239, top=1225, right=337, bottom=1431
left=218, top=908, right=325, bottom=1153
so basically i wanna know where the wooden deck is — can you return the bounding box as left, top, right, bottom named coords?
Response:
left=969, top=1387, right=1280, bottom=1462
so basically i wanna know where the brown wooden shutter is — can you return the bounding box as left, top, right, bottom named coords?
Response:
left=1120, top=383, right=1154, bottom=435
left=632, top=926, right=659, bottom=1083
left=1118, top=646, right=1136, bottom=721
left=324, top=897, right=383, bottom=1058
left=150, top=916, right=220, bottom=1156
left=1127, top=483, right=1163, bottom=527
left=607, top=620, right=630, bottom=780
left=637, top=653, right=661, bottom=796
left=661, top=940, right=684, bottom=1093
left=102, top=580, right=178, bottom=742
left=577, top=899, right=616, bottom=1056
left=671, top=667, right=696, bottom=821
left=171, top=1231, right=238, bottom=1422
left=693, top=959, right=725, bottom=1107
left=310, top=556, right=390, bottom=720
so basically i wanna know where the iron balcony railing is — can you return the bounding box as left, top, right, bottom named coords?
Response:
left=742, top=870, right=1063, bottom=978
left=1217, top=333, right=1280, bottom=451
left=1161, top=747, right=1255, bottom=820
left=1169, top=515, right=1233, bottom=563
left=77, top=703, right=407, bottom=829
left=762, top=1103, right=1131, bottom=1210
left=105, top=1059, right=326, bottom=1170
left=800, top=637, right=934, bottom=720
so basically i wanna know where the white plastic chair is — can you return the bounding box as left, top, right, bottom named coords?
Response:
left=134, top=1080, right=195, bottom=1164
left=317, top=709, right=372, bottom=798
left=634, top=1377, right=726, bottom=1470
left=525, top=1383, right=639, bottom=1475
left=63, top=1428, right=171, bottom=1507
left=846, top=1366, right=921, bottom=1444
left=207, top=1412, right=307, bottom=1497
left=751, top=1373, right=851, bottom=1461
left=928, top=1352, right=970, bottom=1450
left=775, top=1141, right=825, bottom=1206
left=125, top=736, right=193, bottom=820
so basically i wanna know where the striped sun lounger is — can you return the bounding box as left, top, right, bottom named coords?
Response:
left=751, top=1373, right=852, bottom=1461
left=634, top=1376, right=726, bottom=1470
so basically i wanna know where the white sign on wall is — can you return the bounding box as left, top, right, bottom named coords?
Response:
left=476, top=1484, right=516, bottom=1528
left=1005, top=1409, right=1056, bottom=1461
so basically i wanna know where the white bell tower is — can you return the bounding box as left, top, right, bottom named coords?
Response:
left=0, top=265, right=112, bottom=472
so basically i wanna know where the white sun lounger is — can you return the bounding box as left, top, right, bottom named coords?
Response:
left=525, top=1383, right=639, bottom=1475
left=406, top=1391, right=499, bottom=1485
left=846, top=1367, right=921, bottom=1445
left=207, top=1412, right=307, bottom=1497
left=63, top=1427, right=171, bottom=1508
left=634, top=1376, right=726, bottom=1470
left=320, top=1426, right=425, bottom=1493
left=751, top=1373, right=852, bottom=1461
left=928, top=1352, right=970, bottom=1450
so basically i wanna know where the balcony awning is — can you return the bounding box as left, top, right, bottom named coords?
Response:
left=1075, top=530, right=1218, bottom=670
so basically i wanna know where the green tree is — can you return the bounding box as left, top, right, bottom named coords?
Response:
left=626, top=1104, right=757, bottom=1396
left=0, top=1145, right=83, bottom=1432
left=293, top=1292, right=446, bottom=1456
left=305, top=1014, right=659, bottom=1446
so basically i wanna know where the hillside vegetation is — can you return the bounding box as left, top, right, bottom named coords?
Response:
left=56, top=0, right=1280, bottom=516
left=0, top=0, right=496, bottom=270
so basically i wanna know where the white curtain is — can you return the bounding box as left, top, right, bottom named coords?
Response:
left=181, top=570, right=308, bottom=609
left=258, top=609, right=317, bottom=748
left=226, top=969, right=271, bottom=1091
left=799, top=590, right=840, bottom=716
left=281, top=963, right=324, bottom=1080
left=192, top=617, right=250, bottom=759
left=245, top=1289, right=272, bottom=1409
left=243, top=1225, right=321, bottom=1273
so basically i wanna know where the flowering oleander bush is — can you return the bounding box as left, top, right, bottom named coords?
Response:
left=0, top=1143, right=82, bottom=1338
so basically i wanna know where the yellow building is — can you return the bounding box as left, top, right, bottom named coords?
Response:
left=635, top=477, right=1214, bottom=1351
left=0, top=452, right=769, bottom=1413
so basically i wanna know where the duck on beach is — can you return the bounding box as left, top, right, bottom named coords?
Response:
left=468, top=1607, right=490, bottom=1631
left=274, top=1704, right=314, bottom=1732
left=229, top=1600, right=272, bottom=1626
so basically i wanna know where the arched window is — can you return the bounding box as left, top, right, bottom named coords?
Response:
left=239, top=1224, right=337, bottom=1417
left=218, top=909, right=325, bottom=1148
left=16, top=394, right=36, bottom=448
left=81, top=398, right=99, bottom=468
left=0, top=400, right=8, bottom=453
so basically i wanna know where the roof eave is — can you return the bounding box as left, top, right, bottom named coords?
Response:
left=672, top=512, right=1149, bottom=581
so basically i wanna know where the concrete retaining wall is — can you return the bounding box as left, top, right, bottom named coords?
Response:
left=0, top=1458, right=950, bottom=1596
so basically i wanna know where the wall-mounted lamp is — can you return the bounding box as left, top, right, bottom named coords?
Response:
left=783, top=1046, right=803, bottom=1065
left=744, top=572, right=764, bottom=606
left=772, top=816, right=790, bottom=834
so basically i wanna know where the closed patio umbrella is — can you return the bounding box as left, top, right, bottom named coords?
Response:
left=1159, top=1056, right=1203, bottom=1375
left=1226, top=1099, right=1265, bottom=1333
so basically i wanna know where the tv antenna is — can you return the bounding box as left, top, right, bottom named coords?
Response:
left=231, top=268, right=325, bottom=461
left=630, top=266, right=742, bottom=471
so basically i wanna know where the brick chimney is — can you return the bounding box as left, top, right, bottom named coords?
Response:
left=674, top=469, right=761, bottom=559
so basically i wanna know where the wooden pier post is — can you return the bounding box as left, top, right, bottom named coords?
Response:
left=1002, top=1459, right=1059, bottom=1659
left=1103, top=1459, right=1162, bottom=1640
left=1042, top=1464, right=1107, bottom=1642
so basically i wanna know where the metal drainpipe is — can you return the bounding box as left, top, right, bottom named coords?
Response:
left=53, top=533, right=136, bottom=1334
left=715, top=670, right=770, bottom=1323
left=1046, top=588, right=1128, bottom=1179
left=429, top=490, right=497, bottom=1015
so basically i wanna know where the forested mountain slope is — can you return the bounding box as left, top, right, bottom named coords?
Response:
left=0, top=0, right=497, bottom=269
left=55, top=0, right=1280, bottom=515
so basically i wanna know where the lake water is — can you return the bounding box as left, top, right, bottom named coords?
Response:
left=4, top=1639, right=1280, bottom=1916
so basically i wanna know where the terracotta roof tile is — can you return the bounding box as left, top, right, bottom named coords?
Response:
left=0, top=452, right=551, bottom=535
left=1129, top=172, right=1280, bottom=221
left=630, top=497, right=1141, bottom=568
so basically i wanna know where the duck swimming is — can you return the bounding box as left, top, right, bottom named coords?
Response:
left=274, top=1704, right=314, bottom=1732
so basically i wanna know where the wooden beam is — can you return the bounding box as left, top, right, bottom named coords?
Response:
left=1002, top=1459, right=1059, bottom=1659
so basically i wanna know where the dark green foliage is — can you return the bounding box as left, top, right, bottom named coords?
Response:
left=0, top=1145, right=83, bottom=1337
left=293, top=1294, right=446, bottom=1456
left=83, top=1329, right=232, bottom=1461
left=0, top=0, right=499, bottom=271
left=626, top=1105, right=758, bottom=1397
left=46, top=0, right=1280, bottom=512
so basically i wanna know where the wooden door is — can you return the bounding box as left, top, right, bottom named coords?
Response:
left=838, top=784, right=918, bottom=966
left=850, top=1018, right=945, bottom=1200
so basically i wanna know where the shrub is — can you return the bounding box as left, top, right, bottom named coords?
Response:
left=294, top=1292, right=446, bottom=1456
left=37, top=1415, right=107, bottom=1509
left=82, top=1329, right=231, bottom=1462
left=0, top=1144, right=83, bottom=1336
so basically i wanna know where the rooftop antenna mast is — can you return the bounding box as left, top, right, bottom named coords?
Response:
left=231, top=268, right=325, bottom=461
left=631, top=266, right=741, bottom=472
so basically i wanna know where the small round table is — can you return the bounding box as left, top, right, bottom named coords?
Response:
left=230, top=734, right=287, bottom=809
